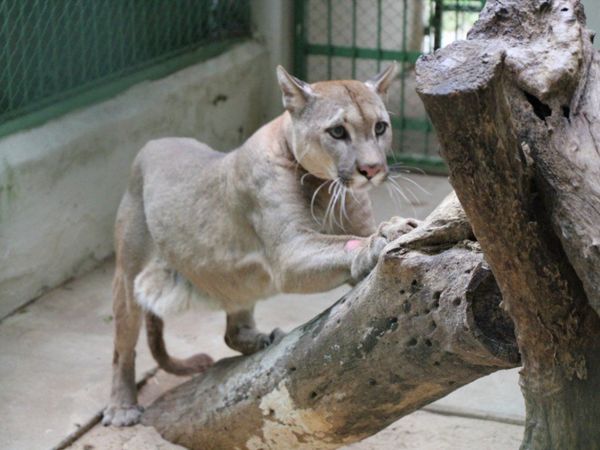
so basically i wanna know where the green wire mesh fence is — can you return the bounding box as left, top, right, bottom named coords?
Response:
left=0, top=0, right=250, bottom=134
left=294, top=0, right=485, bottom=173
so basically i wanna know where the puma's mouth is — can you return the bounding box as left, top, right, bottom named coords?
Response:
left=349, top=166, right=388, bottom=190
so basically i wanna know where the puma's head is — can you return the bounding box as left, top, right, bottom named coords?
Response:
left=277, top=64, right=397, bottom=191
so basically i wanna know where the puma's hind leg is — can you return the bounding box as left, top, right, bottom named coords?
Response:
left=224, top=307, right=285, bottom=355
left=102, top=270, right=144, bottom=426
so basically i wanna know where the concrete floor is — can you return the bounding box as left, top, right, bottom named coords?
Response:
left=0, top=175, right=525, bottom=450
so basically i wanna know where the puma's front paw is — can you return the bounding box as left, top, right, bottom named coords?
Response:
left=102, top=404, right=144, bottom=427
left=377, top=216, right=421, bottom=241
left=350, top=235, right=387, bottom=283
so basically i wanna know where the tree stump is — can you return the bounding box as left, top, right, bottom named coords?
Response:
left=416, top=1, right=600, bottom=448
left=141, top=193, right=519, bottom=449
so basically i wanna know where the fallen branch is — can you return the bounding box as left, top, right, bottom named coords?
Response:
left=142, top=193, right=519, bottom=450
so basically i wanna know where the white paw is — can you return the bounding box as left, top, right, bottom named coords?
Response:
left=377, top=217, right=421, bottom=241
left=102, top=404, right=144, bottom=427
left=351, top=235, right=387, bottom=282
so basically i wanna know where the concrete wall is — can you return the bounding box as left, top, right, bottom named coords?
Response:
left=251, top=0, right=295, bottom=119
left=582, top=0, right=600, bottom=49
left=0, top=41, right=270, bottom=318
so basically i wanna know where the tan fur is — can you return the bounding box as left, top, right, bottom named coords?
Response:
left=103, top=65, right=418, bottom=426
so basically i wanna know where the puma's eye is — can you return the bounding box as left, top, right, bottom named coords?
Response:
left=374, top=121, right=388, bottom=136
left=327, top=125, right=348, bottom=140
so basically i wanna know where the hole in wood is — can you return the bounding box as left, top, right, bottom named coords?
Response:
left=562, top=105, right=571, bottom=123
left=407, top=337, right=418, bottom=347
left=467, top=267, right=519, bottom=364
left=453, top=297, right=462, bottom=306
left=524, top=91, right=552, bottom=122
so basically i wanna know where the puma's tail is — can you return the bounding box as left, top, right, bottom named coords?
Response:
left=145, top=311, right=214, bottom=376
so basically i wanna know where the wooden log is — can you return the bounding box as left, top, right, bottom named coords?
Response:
left=416, top=1, right=600, bottom=448
left=142, top=194, right=519, bottom=450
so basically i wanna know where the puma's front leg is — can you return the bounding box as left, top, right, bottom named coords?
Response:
left=224, top=308, right=285, bottom=355
left=270, top=231, right=389, bottom=293
left=348, top=217, right=421, bottom=282
left=348, top=233, right=388, bottom=283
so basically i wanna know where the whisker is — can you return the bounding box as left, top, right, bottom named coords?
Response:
left=388, top=164, right=427, bottom=176
left=339, top=188, right=345, bottom=226
left=387, top=178, right=411, bottom=203
left=300, top=172, right=311, bottom=185
left=390, top=173, right=431, bottom=195
left=389, top=177, right=421, bottom=204
left=385, top=184, right=404, bottom=213
left=323, top=180, right=338, bottom=229
left=328, top=178, right=338, bottom=195
left=334, top=181, right=346, bottom=230
left=334, top=180, right=343, bottom=228
left=387, top=178, right=417, bottom=217
left=403, top=184, right=421, bottom=205
left=389, top=168, right=415, bottom=175
left=336, top=183, right=350, bottom=230
left=340, top=185, right=350, bottom=224
left=328, top=180, right=345, bottom=230
left=310, top=179, right=330, bottom=226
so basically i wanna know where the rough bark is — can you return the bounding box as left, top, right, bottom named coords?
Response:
left=141, top=193, right=519, bottom=450
left=416, top=1, right=600, bottom=449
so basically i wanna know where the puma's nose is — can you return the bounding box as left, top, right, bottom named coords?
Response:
left=357, top=164, right=386, bottom=180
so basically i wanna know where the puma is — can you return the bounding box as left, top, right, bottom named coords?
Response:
left=102, top=64, right=419, bottom=426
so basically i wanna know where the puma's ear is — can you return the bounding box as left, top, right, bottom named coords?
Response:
left=365, top=63, right=399, bottom=98
left=276, top=65, right=315, bottom=114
